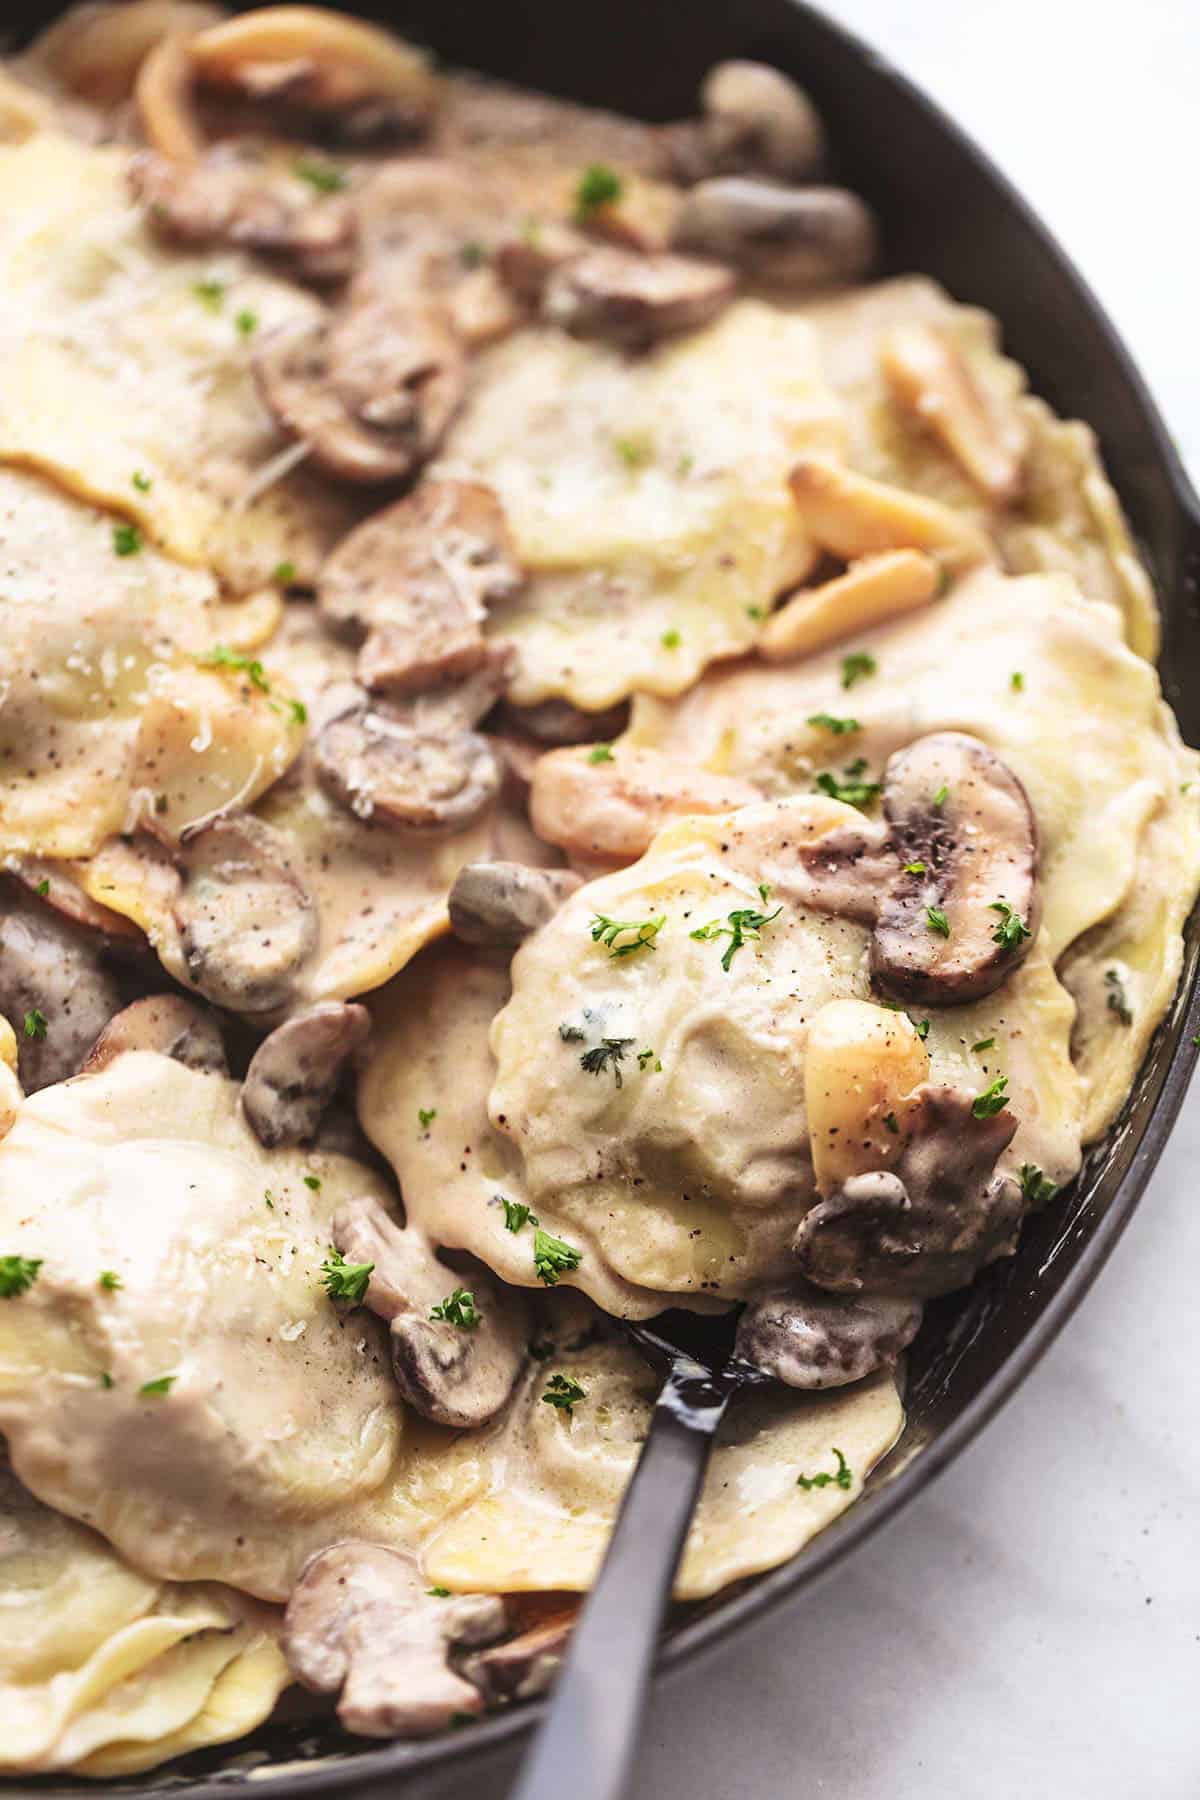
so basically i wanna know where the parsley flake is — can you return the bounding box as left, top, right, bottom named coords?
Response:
left=990, top=900, right=1032, bottom=952
left=113, top=522, right=142, bottom=557
left=840, top=651, right=877, bottom=690
left=883, top=1111, right=899, bottom=1134
left=191, top=278, right=225, bottom=311
left=904, top=861, right=926, bottom=875
left=637, top=1047, right=657, bottom=1069
left=1011, top=671, right=1025, bottom=691
left=797, top=1447, right=852, bottom=1491
left=1019, top=1162, right=1059, bottom=1205
left=320, top=1247, right=374, bottom=1305
left=925, top=906, right=951, bottom=938
left=98, top=1269, right=122, bottom=1291
left=542, top=1373, right=587, bottom=1417
left=691, top=903, right=782, bottom=973
left=574, top=162, right=622, bottom=219
left=971, top=1037, right=996, bottom=1053
left=459, top=239, right=486, bottom=269
left=99, top=1370, right=114, bottom=1389
left=588, top=743, right=615, bottom=764
left=303, top=1174, right=321, bottom=1191
left=533, top=1228, right=582, bottom=1286
left=196, top=644, right=270, bottom=691
left=590, top=914, right=665, bottom=958
left=132, top=470, right=152, bottom=492
left=580, top=1037, right=634, bottom=1085
left=427, top=1585, right=452, bottom=1598
left=1105, top=968, right=1133, bottom=1026
left=807, top=712, right=859, bottom=736
left=139, top=1374, right=177, bottom=1396
left=661, top=628, right=682, bottom=649
left=23, top=1008, right=47, bottom=1040
left=273, top=560, right=297, bottom=585
left=614, top=432, right=653, bottom=468
left=501, top=1199, right=535, bottom=1233
left=971, top=1075, right=1010, bottom=1119
left=294, top=156, right=346, bottom=193
left=932, top=783, right=949, bottom=808
left=235, top=308, right=258, bottom=338
left=0, top=1255, right=42, bottom=1298
left=815, top=759, right=881, bottom=810
left=430, top=1287, right=482, bottom=1330
left=35, top=879, right=50, bottom=896
left=418, top=1107, right=437, bottom=1132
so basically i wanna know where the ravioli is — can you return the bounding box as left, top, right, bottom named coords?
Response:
left=0, top=1463, right=288, bottom=1778
left=0, top=131, right=361, bottom=591
left=436, top=301, right=843, bottom=709
left=425, top=1316, right=902, bottom=1601
left=0, top=466, right=304, bottom=861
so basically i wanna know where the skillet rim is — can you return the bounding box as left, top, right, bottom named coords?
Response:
left=11, top=0, right=1200, bottom=1789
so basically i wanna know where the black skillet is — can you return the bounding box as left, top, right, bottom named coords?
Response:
left=9, top=0, right=1200, bottom=1793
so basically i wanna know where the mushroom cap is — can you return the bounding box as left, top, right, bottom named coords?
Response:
left=0, top=879, right=123, bottom=1093
left=82, top=995, right=227, bottom=1078
left=871, top=731, right=1040, bottom=1006
left=699, top=59, right=827, bottom=181
left=313, top=706, right=501, bottom=835
left=241, top=1000, right=370, bottom=1148
left=542, top=247, right=736, bottom=348
left=448, top=861, right=582, bottom=948
left=735, top=1280, right=923, bottom=1388
left=172, top=814, right=318, bottom=1014
left=674, top=179, right=877, bottom=288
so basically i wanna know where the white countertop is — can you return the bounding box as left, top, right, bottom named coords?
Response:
left=446, top=6, right=1200, bottom=1794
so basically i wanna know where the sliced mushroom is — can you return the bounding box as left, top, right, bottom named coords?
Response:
left=173, top=814, right=317, bottom=1014
left=499, top=698, right=630, bottom=747
left=283, top=1543, right=505, bottom=1739
left=461, top=1603, right=579, bottom=1705
left=25, top=0, right=225, bottom=107
left=332, top=1194, right=529, bottom=1428
left=871, top=733, right=1040, bottom=1006
left=793, top=1085, right=1022, bottom=1299
left=253, top=297, right=464, bottom=485
left=542, top=248, right=736, bottom=348
left=187, top=7, right=442, bottom=143
left=493, top=218, right=589, bottom=307
left=788, top=455, right=992, bottom=572
left=530, top=744, right=760, bottom=864
left=448, top=862, right=582, bottom=948
left=241, top=1000, right=369, bottom=1147
left=759, top=549, right=940, bottom=662
left=130, top=145, right=357, bottom=283
left=880, top=322, right=1027, bottom=505
left=0, top=878, right=123, bottom=1093
left=673, top=180, right=876, bottom=289
left=698, top=59, right=826, bottom=181
left=314, top=705, right=500, bottom=834
left=735, top=1281, right=922, bottom=1388
left=318, top=480, right=522, bottom=695
left=82, top=994, right=227, bottom=1077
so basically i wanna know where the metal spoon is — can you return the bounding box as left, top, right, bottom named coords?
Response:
left=508, top=1310, right=769, bottom=1800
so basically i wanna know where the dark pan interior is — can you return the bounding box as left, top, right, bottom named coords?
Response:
left=8, top=0, right=1200, bottom=1792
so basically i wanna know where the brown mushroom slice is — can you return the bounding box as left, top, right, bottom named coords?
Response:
left=25, top=0, right=225, bottom=106
left=871, top=732, right=1040, bottom=1006
left=82, top=995, right=227, bottom=1077
left=253, top=299, right=464, bottom=486
left=542, top=248, right=736, bottom=349
left=188, top=7, right=442, bottom=142
left=461, top=1602, right=579, bottom=1705
left=788, top=454, right=992, bottom=572
left=318, top=481, right=522, bottom=696
left=493, top=219, right=589, bottom=307
left=500, top=698, right=631, bottom=747
left=530, top=744, right=760, bottom=864
left=735, top=1281, right=922, bottom=1389
left=241, top=1000, right=369, bottom=1148
left=698, top=59, right=826, bottom=181
left=793, top=1085, right=1022, bottom=1299
left=674, top=180, right=876, bottom=289
left=0, top=879, right=124, bottom=1094
left=283, top=1543, right=505, bottom=1739
left=332, top=1194, right=529, bottom=1428
left=130, top=146, right=357, bottom=284
left=173, top=814, right=318, bottom=1014
left=448, top=862, right=582, bottom=948
left=314, top=706, right=500, bottom=835
left=880, top=322, right=1026, bottom=504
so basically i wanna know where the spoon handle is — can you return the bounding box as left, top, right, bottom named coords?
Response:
left=508, top=1357, right=734, bottom=1800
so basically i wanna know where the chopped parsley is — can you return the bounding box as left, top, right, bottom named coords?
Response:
left=971, top=1075, right=1010, bottom=1119
left=459, top=239, right=486, bottom=269
left=746, top=604, right=764, bottom=621
left=580, top=1036, right=634, bottom=1085
left=294, top=156, right=346, bottom=193
left=590, top=913, right=665, bottom=958
left=235, top=307, right=258, bottom=337
left=139, top=1374, right=177, bottom=1396
left=661, top=628, right=682, bottom=649
left=191, top=278, right=225, bottom=311
left=273, top=560, right=297, bottom=585
left=797, top=1447, right=852, bottom=1491
left=113, top=522, right=142, bottom=557
left=0, top=1255, right=42, bottom=1298
left=132, top=470, right=152, bottom=492
left=35, top=879, right=50, bottom=896
left=807, top=712, right=860, bottom=736
left=990, top=900, right=1031, bottom=952
left=287, top=698, right=308, bottom=726
left=533, top=1227, right=582, bottom=1286
left=815, top=758, right=881, bottom=810
left=883, top=1111, right=899, bottom=1134
left=501, top=1199, right=535, bottom=1233
left=418, top=1107, right=437, bottom=1132
left=691, top=902, right=782, bottom=973
left=588, top=743, right=615, bottom=764
left=932, top=783, right=949, bottom=808
left=971, top=1037, right=996, bottom=1053
left=637, top=1047, right=657, bottom=1070
left=264, top=1191, right=274, bottom=1209
left=430, top=1287, right=482, bottom=1330
left=320, top=1247, right=374, bottom=1305
left=840, top=651, right=877, bottom=690
left=196, top=644, right=270, bottom=691
left=614, top=432, right=653, bottom=468
left=542, top=1373, right=587, bottom=1417
left=98, top=1269, right=122, bottom=1291
left=558, top=1023, right=586, bottom=1043
left=903, top=861, right=926, bottom=876
left=303, top=1174, right=321, bottom=1191
left=1019, top=1162, right=1059, bottom=1205
left=913, top=1018, right=930, bottom=1041
left=23, top=1008, right=47, bottom=1040
left=1105, top=968, right=1133, bottom=1026
left=574, top=162, right=623, bottom=220
left=925, top=906, right=951, bottom=938
left=99, top=1370, right=114, bottom=1389
left=1010, top=671, right=1025, bottom=691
